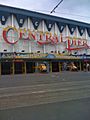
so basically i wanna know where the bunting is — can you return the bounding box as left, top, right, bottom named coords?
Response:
left=15, top=14, right=27, bottom=27
left=0, top=11, right=10, bottom=25
left=0, top=10, right=89, bottom=38
left=57, top=22, right=66, bottom=33
left=31, top=17, right=42, bottom=30
left=45, top=20, right=55, bottom=31
left=78, top=26, right=85, bottom=36
left=68, top=24, right=76, bottom=34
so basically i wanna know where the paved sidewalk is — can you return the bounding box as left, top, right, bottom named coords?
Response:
left=0, top=71, right=90, bottom=88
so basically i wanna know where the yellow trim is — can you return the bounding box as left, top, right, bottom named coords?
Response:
left=59, top=62, right=62, bottom=72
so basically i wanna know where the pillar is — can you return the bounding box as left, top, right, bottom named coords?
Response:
left=0, top=62, right=1, bottom=75
left=12, top=61, right=15, bottom=75
left=50, top=62, right=52, bottom=72
left=24, top=61, right=26, bottom=74
left=59, top=62, right=62, bottom=72
left=35, top=62, right=39, bottom=73
left=79, top=61, right=82, bottom=71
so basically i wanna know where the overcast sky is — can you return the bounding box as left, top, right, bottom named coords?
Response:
left=0, top=0, right=90, bottom=23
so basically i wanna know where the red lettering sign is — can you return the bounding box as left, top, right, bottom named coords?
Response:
left=3, top=27, right=18, bottom=44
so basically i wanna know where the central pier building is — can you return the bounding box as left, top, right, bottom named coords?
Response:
left=0, top=5, right=90, bottom=74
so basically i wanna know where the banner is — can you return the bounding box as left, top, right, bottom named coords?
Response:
left=68, top=24, right=76, bottom=34
left=31, top=17, right=42, bottom=29
left=16, top=14, right=27, bottom=27
left=45, top=20, right=55, bottom=31
left=78, top=26, right=85, bottom=36
left=0, top=11, right=10, bottom=25
left=57, top=22, right=66, bottom=33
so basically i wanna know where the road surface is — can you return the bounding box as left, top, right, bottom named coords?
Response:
left=0, top=72, right=90, bottom=120
left=0, top=97, right=90, bottom=120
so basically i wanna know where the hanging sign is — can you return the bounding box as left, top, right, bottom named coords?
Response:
left=57, top=22, right=66, bottom=33
left=15, top=14, right=27, bottom=27
left=68, top=24, right=76, bottom=34
left=78, top=26, right=85, bottom=36
left=0, top=11, right=10, bottom=25
left=31, top=17, right=42, bottom=30
left=45, top=20, right=55, bottom=31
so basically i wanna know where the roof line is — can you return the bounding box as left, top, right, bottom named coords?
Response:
left=0, top=4, right=90, bottom=28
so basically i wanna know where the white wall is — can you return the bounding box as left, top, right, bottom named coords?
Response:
left=0, top=14, right=90, bottom=55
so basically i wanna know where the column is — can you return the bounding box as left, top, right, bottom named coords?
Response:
left=59, top=62, right=62, bottom=72
left=12, top=61, right=15, bottom=75
left=0, top=62, right=1, bottom=75
left=42, top=20, right=46, bottom=53
left=28, top=17, right=32, bottom=53
left=11, top=14, right=15, bottom=53
left=50, top=62, right=52, bottom=72
left=79, top=61, right=82, bottom=71
left=24, top=61, right=26, bottom=74
left=35, top=62, right=39, bottom=73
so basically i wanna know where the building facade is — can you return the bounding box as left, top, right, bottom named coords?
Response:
left=0, top=5, right=90, bottom=74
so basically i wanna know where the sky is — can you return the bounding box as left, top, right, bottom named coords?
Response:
left=0, top=0, right=90, bottom=23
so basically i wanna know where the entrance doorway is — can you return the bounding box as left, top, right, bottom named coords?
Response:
left=1, top=62, right=12, bottom=75
left=52, top=62, right=59, bottom=72
left=14, top=61, right=24, bottom=74
left=26, top=62, right=35, bottom=73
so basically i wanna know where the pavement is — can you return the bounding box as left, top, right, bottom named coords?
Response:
left=0, top=71, right=90, bottom=88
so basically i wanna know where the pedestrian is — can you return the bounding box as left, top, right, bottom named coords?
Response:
left=63, top=62, right=67, bottom=71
